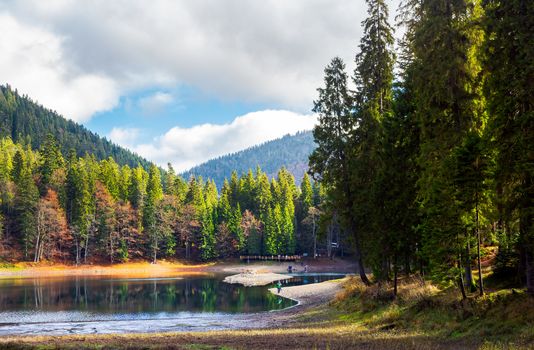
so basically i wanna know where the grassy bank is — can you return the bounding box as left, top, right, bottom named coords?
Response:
left=0, top=325, right=485, bottom=350
left=331, top=275, right=534, bottom=348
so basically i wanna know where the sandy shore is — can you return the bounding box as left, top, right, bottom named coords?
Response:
left=0, top=258, right=356, bottom=279
left=0, top=261, right=211, bottom=279
left=268, top=279, right=344, bottom=306
left=223, top=271, right=293, bottom=286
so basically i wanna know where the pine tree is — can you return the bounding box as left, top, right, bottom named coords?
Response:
left=263, top=206, right=279, bottom=255
left=349, top=0, right=396, bottom=281
left=229, top=203, right=245, bottom=253
left=404, top=0, right=485, bottom=295
left=99, top=157, right=121, bottom=200
left=164, top=163, right=176, bottom=195
left=38, top=134, right=64, bottom=194
left=118, top=165, right=132, bottom=202
left=14, top=150, right=39, bottom=259
left=300, top=174, right=313, bottom=214
left=483, top=0, right=534, bottom=294
left=65, top=152, right=92, bottom=265
left=144, top=164, right=164, bottom=263
left=218, top=180, right=232, bottom=223
left=129, top=165, right=147, bottom=210
left=254, top=171, right=272, bottom=222
left=239, top=169, right=256, bottom=211
left=309, top=57, right=370, bottom=284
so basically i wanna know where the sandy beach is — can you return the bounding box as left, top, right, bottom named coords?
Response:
left=268, top=279, right=344, bottom=306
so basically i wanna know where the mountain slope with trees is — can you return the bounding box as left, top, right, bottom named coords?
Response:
left=182, top=131, right=316, bottom=188
left=0, top=85, right=151, bottom=169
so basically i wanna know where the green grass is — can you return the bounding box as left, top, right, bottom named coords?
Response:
left=332, top=276, right=534, bottom=347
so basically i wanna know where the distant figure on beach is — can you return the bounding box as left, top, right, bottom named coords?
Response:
left=304, top=265, right=308, bottom=273
left=276, top=281, right=282, bottom=293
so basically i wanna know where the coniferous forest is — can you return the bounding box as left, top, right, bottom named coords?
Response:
left=0, top=85, right=151, bottom=169
left=309, top=0, right=533, bottom=296
left=0, top=133, right=327, bottom=264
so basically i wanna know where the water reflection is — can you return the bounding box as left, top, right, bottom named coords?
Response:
left=0, top=274, right=297, bottom=314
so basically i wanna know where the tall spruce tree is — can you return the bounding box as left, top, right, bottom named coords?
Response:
left=38, top=134, right=64, bottom=194
left=144, top=164, right=163, bottom=263
left=309, top=57, right=370, bottom=285
left=404, top=0, right=485, bottom=295
left=65, top=152, right=92, bottom=265
left=13, top=150, right=38, bottom=259
left=483, top=0, right=534, bottom=294
left=351, top=0, right=396, bottom=281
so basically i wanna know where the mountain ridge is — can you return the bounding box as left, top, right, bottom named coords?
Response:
left=182, top=131, right=316, bottom=187
left=0, top=85, right=152, bottom=169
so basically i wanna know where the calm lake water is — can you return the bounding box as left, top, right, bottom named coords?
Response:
left=0, top=273, right=344, bottom=335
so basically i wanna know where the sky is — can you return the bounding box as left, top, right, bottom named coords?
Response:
left=0, top=0, right=401, bottom=172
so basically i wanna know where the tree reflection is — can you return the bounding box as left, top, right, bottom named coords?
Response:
left=0, top=275, right=302, bottom=314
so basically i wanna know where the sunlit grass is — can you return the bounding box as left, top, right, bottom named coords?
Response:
left=332, top=274, right=534, bottom=346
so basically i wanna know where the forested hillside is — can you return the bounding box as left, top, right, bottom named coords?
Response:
left=183, top=131, right=316, bottom=188
left=0, top=135, right=333, bottom=263
left=0, top=85, right=151, bottom=169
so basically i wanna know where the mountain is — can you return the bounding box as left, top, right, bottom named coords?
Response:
left=0, top=85, right=151, bottom=169
left=183, top=131, right=316, bottom=188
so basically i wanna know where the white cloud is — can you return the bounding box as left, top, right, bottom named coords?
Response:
left=130, top=110, right=317, bottom=172
left=0, top=13, right=119, bottom=122
left=138, top=92, right=174, bottom=115
left=108, top=127, right=140, bottom=147
left=0, top=0, right=403, bottom=121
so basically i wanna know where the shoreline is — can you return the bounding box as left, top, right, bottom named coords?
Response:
left=0, top=258, right=357, bottom=279
left=0, top=261, right=211, bottom=279
left=268, top=278, right=345, bottom=306
left=0, top=277, right=348, bottom=338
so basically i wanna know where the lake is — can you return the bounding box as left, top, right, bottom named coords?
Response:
left=0, top=273, right=344, bottom=335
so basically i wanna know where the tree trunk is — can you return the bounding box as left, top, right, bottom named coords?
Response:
left=311, top=211, right=317, bottom=259
left=326, top=222, right=333, bottom=259
left=75, top=235, right=80, bottom=266
left=357, top=252, right=370, bottom=285
left=526, top=251, right=534, bottom=295
left=465, top=235, right=474, bottom=291
left=153, top=234, right=158, bottom=264
left=458, top=258, right=467, bottom=300
left=350, top=218, right=370, bottom=285
left=109, top=230, right=114, bottom=264
left=186, top=240, right=190, bottom=260
left=84, top=233, right=89, bottom=264
left=476, top=195, right=484, bottom=296
left=394, top=254, right=398, bottom=297
left=34, top=223, right=41, bottom=263
left=522, top=174, right=534, bottom=294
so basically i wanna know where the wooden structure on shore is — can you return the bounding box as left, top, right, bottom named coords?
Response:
left=239, top=255, right=301, bottom=262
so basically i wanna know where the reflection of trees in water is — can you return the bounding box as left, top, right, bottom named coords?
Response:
left=0, top=276, right=296, bottom=313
